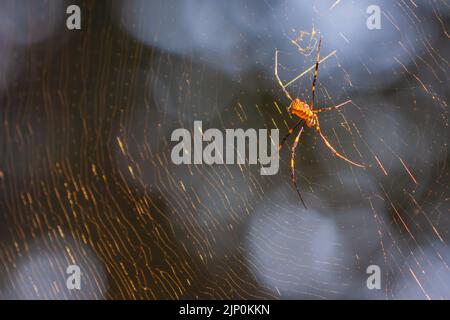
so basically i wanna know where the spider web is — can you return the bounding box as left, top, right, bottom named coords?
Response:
left=0, top=0, right=449, bottom=299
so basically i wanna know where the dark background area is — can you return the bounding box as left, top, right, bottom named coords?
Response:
left=0, top=0, right=449, bottom=299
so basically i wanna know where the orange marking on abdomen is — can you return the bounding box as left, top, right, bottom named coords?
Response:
left=290, top=98, right=316, bottom=127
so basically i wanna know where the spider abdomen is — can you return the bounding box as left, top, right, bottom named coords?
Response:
left=289, top=98, right=317, bottom=127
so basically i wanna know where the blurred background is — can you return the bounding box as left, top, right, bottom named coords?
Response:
left=0, top=0, right=449, bottom=299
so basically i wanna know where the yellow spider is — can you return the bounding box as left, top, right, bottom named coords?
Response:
left=275, top=37, right=365, bottom=208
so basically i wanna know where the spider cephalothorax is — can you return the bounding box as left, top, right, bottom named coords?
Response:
left=274, top=37, right=365, bottom=208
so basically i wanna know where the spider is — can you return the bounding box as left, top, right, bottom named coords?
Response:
left=275, top=37, right=365, bottom=208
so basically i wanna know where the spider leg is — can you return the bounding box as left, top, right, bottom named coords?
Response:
left=275, top=50, right=293, bottom=101
left=313, top=99, right=352, bottom=113
left=279, top=120, right=304, bottom=151
left=310, top=37, right=322, bottom=110
left=290, top=126, right=307, bottom=208
left=316, top=120, right=365, bottom=168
